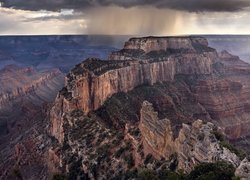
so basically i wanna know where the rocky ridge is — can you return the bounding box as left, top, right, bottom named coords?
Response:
left=49, top=36, right=250, bottom=179
left=50, top=37, right=218, bottom=141
left=140, top=101, right=242, bottom=172
left=0, top=65, right=65, bottom=179
left=0, top=65, right=64, bottom=108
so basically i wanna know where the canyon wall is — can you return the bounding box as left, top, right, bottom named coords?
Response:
left=50, top=36, right=250, bottom=142
left=139, top=101, right=241, bottom=172
left=0, top=65, right=65, bottom=179
left=50, top=37, right=218, bottom=141
left=57, top=36, right=216, bottom=112
left=48, top=36, right=250, bottom=178
left=0, top=65, right=64, bottom=109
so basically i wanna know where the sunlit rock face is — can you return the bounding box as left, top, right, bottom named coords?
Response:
left=50, top=36, right=250, bottom=143
left=48, top=36, right=250, bottom=179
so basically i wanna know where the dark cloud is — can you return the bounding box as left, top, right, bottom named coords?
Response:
left=1, top=0, right=250, bottom=12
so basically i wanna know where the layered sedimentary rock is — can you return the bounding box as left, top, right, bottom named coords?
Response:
left=109, top=36, right=214, bottom=60
left=69, top=37, right=217, bottom=113
left=0, top=65, right=64, bottom=179
left=49, top=36, right=250, bottom=178
left=139, top=101, right=241, bottom=172
left=0, top=65, right=64, bottom=108
left=50, top=36, right=219, bottom=141
left=50, top=36, right=250, bottom=142
left=193, top=51, right=250, bottom=139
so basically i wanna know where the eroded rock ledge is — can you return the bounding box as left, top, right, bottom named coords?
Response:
left=48, top=36, right=250, bottom=179
left=139, top=101, right=242, bottom=172
left=61, top=36, right=217, bottom=113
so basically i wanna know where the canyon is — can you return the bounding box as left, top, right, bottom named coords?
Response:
left=0, top=65, right=64, bottom=179
left=49, top=36, right=250, bottom=179
left=0, top=35, right=118, bottom=72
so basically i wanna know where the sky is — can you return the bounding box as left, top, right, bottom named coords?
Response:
left=0, top=0, right=250, bottom=35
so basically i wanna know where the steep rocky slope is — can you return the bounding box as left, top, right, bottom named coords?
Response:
left=140, top=101, right=241, bottom=172
left=49, top=36, right=250, bottom=179
left=0, top=65, right=64, bottom=179
left=0, top=65, right=63, bottom=108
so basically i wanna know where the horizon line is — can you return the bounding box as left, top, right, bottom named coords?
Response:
left=0, top=33, right=250, bottom=37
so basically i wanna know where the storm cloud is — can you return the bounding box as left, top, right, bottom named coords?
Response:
left=1, top=0, right=250, bottom=12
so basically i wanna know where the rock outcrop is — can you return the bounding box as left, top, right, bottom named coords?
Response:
left=0, top=65, right=64, bottom=179
left=49, top=36, right=250, bottom=179
left=139, top=101, right=241, bottom=172
left=235, top=158, right=250, bottom=179
left=0, top=65, right=64, bottom=109
left=109, top=36, right=214, bottom=60
left=50, top=36, right=220, bottom=142
left=67, top=37, right=217, bottom=113
left=51, top=36, right=250, bottom=142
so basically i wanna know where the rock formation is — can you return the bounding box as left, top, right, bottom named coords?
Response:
left=51, top=36, right=250, bottom=141
left=139, top=101, right=241, bottom=172
left=0, top=65, right=64, bottom=179
left=50, top=37, right=218, bottom=139
left=235, top=158, right=250, bottom=179
left=0, top=65, right=64, bottom=109
left=49, top=36, right=250, bottom=179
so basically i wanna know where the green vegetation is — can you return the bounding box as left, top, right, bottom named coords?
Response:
left=115, top=147, right=125, bottom=158
left=197, top=132, right=205, bottom=141
left=159, top=170, right=181, bottom=180
left=52, top=174, right=67, bottom=180
left=144, top=153, right=155, bottom=165
left=187, top=161, right=235, bottom=180
left=128, top=127, right=140, bottom=137
left=212, top=129, right=246, bottom=160
left=219, top=141, right=246, bottom=160
left=137, top=168, right=158, bottom=180
left=169, top=153, right=178, bottom=171
left=112, top=161, right=238, bottom=180
left=13, top=169, right=22, bottom=180
left=59, top=87, right=72, bottom=100
left=212, top=130, right=224, bottom=141
left=125, top=153, right=135, bottom=168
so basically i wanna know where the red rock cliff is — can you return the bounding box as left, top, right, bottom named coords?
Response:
left=50, top=36, right=250, bottom=142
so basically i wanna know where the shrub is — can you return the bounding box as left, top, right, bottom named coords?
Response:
left=187, top=161, right=235, bottom=180
left=137, top=168, right=158, bottom=180
left=169, top=153, right=178, bottom=171
left=124, top=169, right=138, bottom=179
left=144, top=154, right=154, bottom=165
left=115, top=147, right=125, bottom=158
left=125, top=153, right=135, bottom=168
left=13, top=169, right=22, bottom=180
left=212, top=130, right=224, bottom=141
left=197, top=133, right=205, bottom=141
left=219, top=141, right=246, bottom=160
left=52, top=174, right=67, bottom=180
left=159, top=170, right=181, bottom=180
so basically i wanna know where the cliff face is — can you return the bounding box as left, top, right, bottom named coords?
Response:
left=0, top=65, right=64, bottom=109
left=50, top=36, right=250, bottom=142
left=53, top=37, right=216, bottom=112
left=193, top=51, right=250, bottom=139
left=139, top=101, right=241, bottom=172
left=109, top=36, right=214, bottom=60
left=0, top=65, right=64, bottom=179
left=50, top=36, right=219, bottom=141
left=49, top=36, right=250, bottom=179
